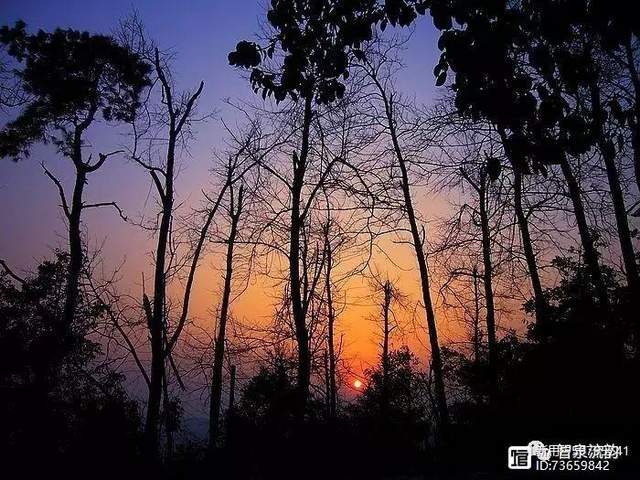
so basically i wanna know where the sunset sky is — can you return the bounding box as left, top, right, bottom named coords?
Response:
left=0, top=0, right=477, bottom=404
left=2, top=2, right=638, bottom=474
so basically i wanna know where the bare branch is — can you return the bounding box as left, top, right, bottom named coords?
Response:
left=82, top=201, right=128, bottom=221
left=41, top=163, right=71, bottom=219
left=86, top=150, right=124, bottom=172
left=0, top=259, right=25, bottom=284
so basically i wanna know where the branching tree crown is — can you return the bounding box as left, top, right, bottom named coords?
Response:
left=0, top=21, right=151, bottom=160
left=408, top=0, right=638, bottom=174
left=228, top=0, right=380, bottom=104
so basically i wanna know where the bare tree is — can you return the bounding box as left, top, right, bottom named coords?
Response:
left=458, top=164, right=498, bottom=373
left=356, top=40, right=450, bottom=435
left=209, top=169, right=244, bottom=451
left=127, top=41, right=205, bottom=458
left=368, top=274, right=405, bottom=417
left=322, top=216, right=339, bottom=419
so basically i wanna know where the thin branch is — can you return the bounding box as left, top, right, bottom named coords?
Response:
left=0, top=259, right=25, bottom=284
left=82, top=201, right=128, bottom=221
left=41, top=163, right=70, bottom=219
left=86, top=150, right=124, bottom=173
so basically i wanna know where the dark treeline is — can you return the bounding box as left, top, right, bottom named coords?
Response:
left=1, top=1, right=640, bottom=478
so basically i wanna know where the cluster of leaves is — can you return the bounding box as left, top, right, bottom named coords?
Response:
left=0, top=21, right=151, bottom=160
left=229, top=0, right=640, bottom=174
left=350, top=347, right=430, bottom=431
left=407, top=0, right=640, bottom=174
left=234, top=356, right=299, bottom=427
left=345, top=347, right=432, bottom=472
left=0, top=252, right=98, bottom=382
left=228, top=0, right=381, bottom=104
left=525, top=254, right=625, bottom=333
left=439, top=255, right=639, bottom=472
left=0, top=253, right=141, bottom=465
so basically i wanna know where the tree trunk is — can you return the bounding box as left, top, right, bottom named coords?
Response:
left=559, top=156, right=610, bottom=310
left=228, top=364, right=236, bottom=412
left=499, top=128, right=548, bottom=328
left=624, top=39, right=640, bottom=194
left=513, top=170, right=549, bottom=326
left=162, top=362, right=173, bottom=460
left=381, top=92, right=449, bottom=435
left=324, top=237, right=337, bottom=419
left=323, top=350, right=331, bottom=414
left=209, top=185, right=243, bottom=452
left=590, top=82, right=640, bottom=295
left=381, top=280, right=392, bottom=417
left=478, top=174, right=497, bottom=373
left=63, top=160, right=86, bottom=338
left=472, top=266, right=481, bottom=363
left=290, top=97, right=313, bottom=420
left=144, top=126, right=175, bottom=461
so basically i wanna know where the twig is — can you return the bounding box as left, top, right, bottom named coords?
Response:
left=0, top=259, right=25, bottom=284
left=41, top=163, right=70, bottom=219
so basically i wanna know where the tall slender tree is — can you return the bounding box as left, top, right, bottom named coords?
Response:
left=229, top=0, right=378, bottom=417
left=132, top=47, right=204, bottom=460
left=0, top=22, right=150, bottom=344
left=459, top=164, right=497, bottom=373
left=356, top=50, right=450, bottom=435
left=209, top=175, right=244, bottom=452
left=322, top=217, right=339, bottom=419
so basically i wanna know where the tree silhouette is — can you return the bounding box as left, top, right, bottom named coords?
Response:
left=355, top=40, right=451, bottom=438
left=349, top=347, right=431, bottom=474
left=0, top=253, right=142, bottom=473
left=133, top=48, right=204, bottom=461
left=228, top=0, right=379, bottom=418
left=209, top=173, right=244, bottom=452
left=0, top=22, right=150, bottom=355
left=416, top=0, right=640, bottom=315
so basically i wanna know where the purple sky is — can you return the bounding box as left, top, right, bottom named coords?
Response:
left=0, top=0, right=440, bottom=279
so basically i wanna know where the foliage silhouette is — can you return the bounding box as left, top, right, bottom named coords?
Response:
left=0, top=21, right=151, bottom=161
left=228, top=0, right=379, bottom=103
left=0, top=253, right=143, bottom=477
left=441, top=254, right=640, bottom=475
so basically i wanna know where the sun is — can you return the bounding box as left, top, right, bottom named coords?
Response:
left=353, top=379, right=363, bottom=389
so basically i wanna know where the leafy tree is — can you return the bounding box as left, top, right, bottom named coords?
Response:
left=0, top=253, right=142, bottom=473
left=525, top=254, right=627, bottom=336
left=0, top=21, right=150, bottom=160
left=235, top=358, right=298, bottom=429
left=226, top=357, right=301, bottom=477
left=442, top=254, right=639, bottom=474
left=404, top=0, right=640, bottom=314
left=352, top=347, right=430, bottom=425
left=0, top=22, right=151, bottom=349
left=349, top=348, right=431, bottom=474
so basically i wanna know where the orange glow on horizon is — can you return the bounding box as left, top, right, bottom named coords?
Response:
left=162, top=194, right=524, bottom=382
left=174, top=235, right=477, bottom=376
